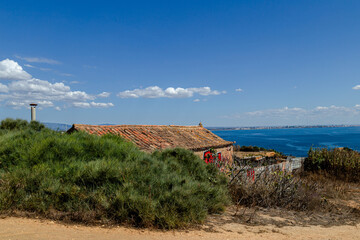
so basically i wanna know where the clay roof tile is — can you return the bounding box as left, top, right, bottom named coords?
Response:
left=68, top=124, right=233, bottom=152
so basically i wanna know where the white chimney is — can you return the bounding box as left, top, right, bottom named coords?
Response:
left=30, top=103, right=37, bottom=121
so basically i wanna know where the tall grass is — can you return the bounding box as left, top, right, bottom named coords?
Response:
left=0, top=127, right=229, bottom=228
left=305, top=148, right=360, bottom=182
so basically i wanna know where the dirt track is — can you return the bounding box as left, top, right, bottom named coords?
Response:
left=1, top=214, right=359, bottom=240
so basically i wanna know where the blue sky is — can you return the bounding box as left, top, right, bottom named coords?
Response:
left=1, top=0, right=360, bottom=126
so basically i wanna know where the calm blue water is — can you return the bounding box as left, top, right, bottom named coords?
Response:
left=212, top=127, right=360, bottom=157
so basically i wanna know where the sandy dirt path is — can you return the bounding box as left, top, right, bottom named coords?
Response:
left=0, top=216, right=359, bottom=240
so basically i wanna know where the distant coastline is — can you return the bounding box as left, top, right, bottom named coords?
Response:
left=207, top=124, right=360, bottom=131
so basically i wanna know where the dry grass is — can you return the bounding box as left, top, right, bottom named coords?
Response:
left=227, top=157, right=359, bottom=215
left=305, top=148, right=360, bottom=182
left=229, top=169, right=326, bottom=211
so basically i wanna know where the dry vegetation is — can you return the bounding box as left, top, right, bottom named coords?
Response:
left=226, top=150, right=360, bottom=227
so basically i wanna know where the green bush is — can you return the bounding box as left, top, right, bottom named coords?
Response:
left=233, top=145, right=285, bottom=156
left=305, top=148, right=360, bottom=182
left=0, top=128, right=229, bottom=228
left=0, top=118, right=45, bottom=131
left=233, top=145, right=266, bottom=152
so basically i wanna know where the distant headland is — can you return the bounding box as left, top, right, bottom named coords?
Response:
left=207, top=124, right=360, bottom=131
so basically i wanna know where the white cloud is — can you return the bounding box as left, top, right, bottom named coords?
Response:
left=352, top=85, right=360, bottom=90
left=55, top=106, right=61, bottom=111
left=0, top=59, right=114, bottom=110
left=70, top=81, right=81, bottom=84
left=24, top=64, right=52, bottom=72
left=24, top=63, right=72, bottom=77
left=15, top=55, right=61, bottom=65
left=97, top=92, right=111, bottom=98
left=0, top=59, right=32, bottom=80
left=117, top=86, right=225, bottom=99
left=245, top=107, right=306, bottom=117
left=6, top=100, right=54, bottom=109
left=235, top=88, right=243, bottom=92
left=0, top=83, right=8, bottom=93
left=193, top=99, right=200, bottom=102
left=226, top=105, right=360, bottom=121
left=72, top=102, right=114, bottom=108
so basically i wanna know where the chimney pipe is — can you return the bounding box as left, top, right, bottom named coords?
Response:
left=30, top=103, right=37, bottom=121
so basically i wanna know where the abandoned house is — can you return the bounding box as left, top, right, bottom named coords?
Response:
left=67, top=123, right=234, bottom=164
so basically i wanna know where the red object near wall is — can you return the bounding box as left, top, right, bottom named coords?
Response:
left=203, top=150, right=214, bottom=164
left=247, top=169, right=255, bottom=181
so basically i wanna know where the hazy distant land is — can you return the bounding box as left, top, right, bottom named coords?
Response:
left=207, top=124, right=360, bottom=131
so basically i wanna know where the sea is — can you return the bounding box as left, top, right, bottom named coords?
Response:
left=212, top=127, right=360, bottom=157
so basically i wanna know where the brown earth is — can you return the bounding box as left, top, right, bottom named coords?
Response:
left=234, top=151, right=277, bottom=159
left=1, top=211, right=359, bottom=240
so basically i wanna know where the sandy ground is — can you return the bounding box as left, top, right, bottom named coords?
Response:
left=0, top=216, right=359, bottom=240
left=1, top=206, right=359, bottom=240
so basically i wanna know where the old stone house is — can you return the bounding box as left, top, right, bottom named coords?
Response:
left=67, top=123, right=234, bottom=164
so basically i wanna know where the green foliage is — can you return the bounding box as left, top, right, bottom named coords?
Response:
left=233, top=145, right=266, bottom=152
left=305, top=148, right=360, bottom=182
left=233, top=145, right=285, bottom=157
left=0, top=129, right=229, bottom=228
left=0, top=118, right=45, bottom=131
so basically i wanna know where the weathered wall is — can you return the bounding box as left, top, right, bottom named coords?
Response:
left=194, top=145, right=233, bottom=165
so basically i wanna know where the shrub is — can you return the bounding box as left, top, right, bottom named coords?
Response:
left=0, top=118, right=45, bottom=131
left=233, top=145, right=285, bottom=157
left=305, top=148, right=360, bottom=182
left=233, top=145, right=266, bottom=152
left=228, top=169, right=325, bottom=211
left=0, top=129, right=229, bottom=228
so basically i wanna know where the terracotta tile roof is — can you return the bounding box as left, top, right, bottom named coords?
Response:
left=67, top=124, right=233, bottom=152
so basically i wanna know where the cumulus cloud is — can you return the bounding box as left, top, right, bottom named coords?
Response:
left=0, top=59, right=32, bottom=80
left=0, top=83, right=8, bottom=93
left=6, top=100, right=54, bottom=109
left=193, top=99, right=200, bottom=102
left=117, top=86, right=225, bottom=99
left=352, top=85, right=360, bottom=90
left=0, top=59, right=113, bottom=110
left=15, top=55, right=61, bottom=65
left=97, top=92, right=111, bottom=98
left=235, top=88, right=243, bottom=92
